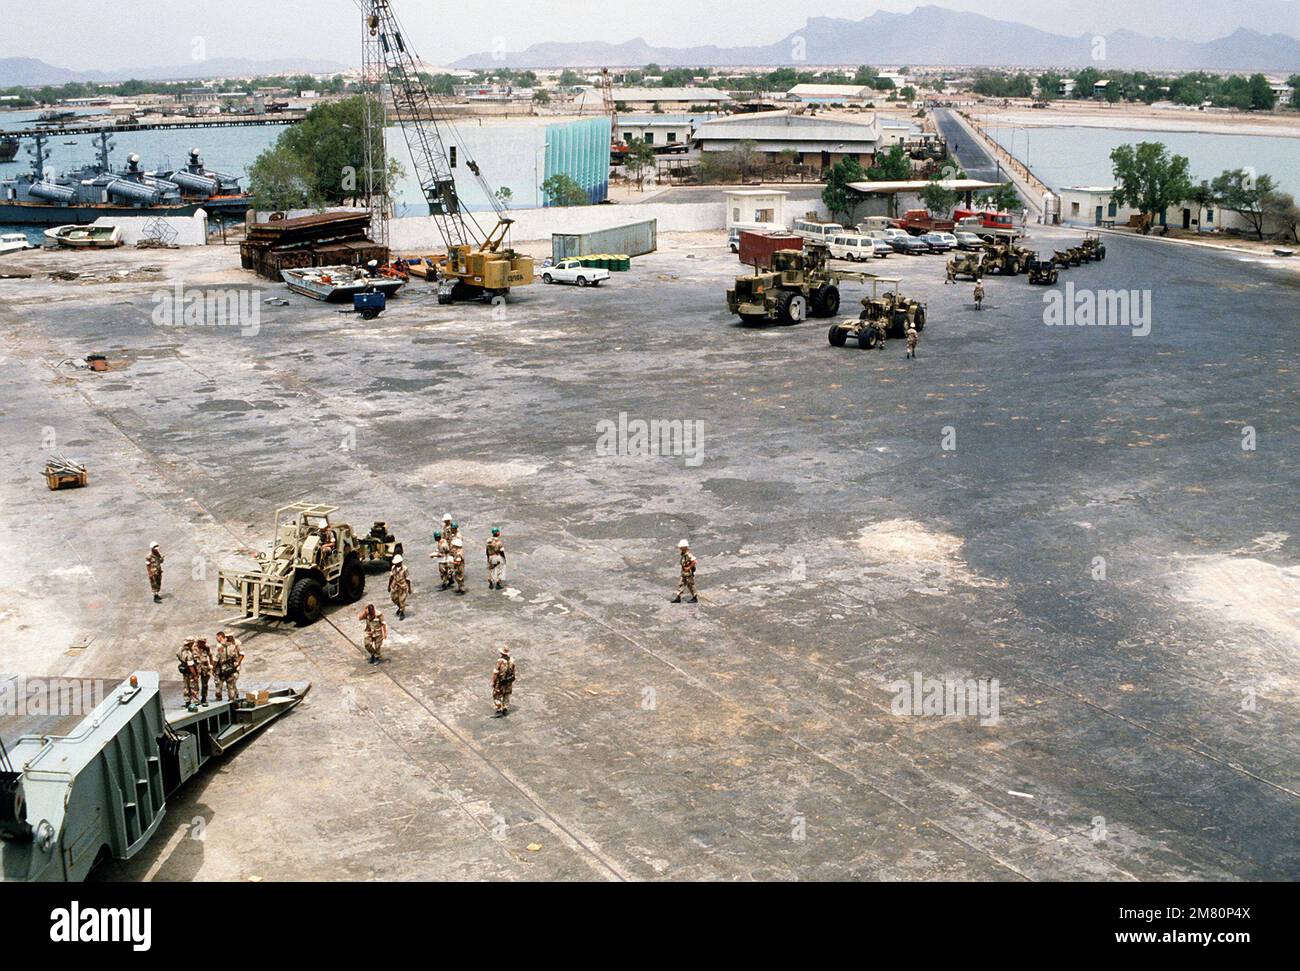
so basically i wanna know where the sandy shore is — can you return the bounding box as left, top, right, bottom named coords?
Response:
left=970, top=100, right=1300, bottom=139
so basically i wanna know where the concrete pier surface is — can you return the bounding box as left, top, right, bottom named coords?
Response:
left=0, top=226, right=1295, bottom=881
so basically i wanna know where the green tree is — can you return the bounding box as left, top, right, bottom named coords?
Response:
left=1109, top=142, right=1193, bottom=233
left=979, top=183, right=1023, bottom=213
left=542, top=173, right=590, bottom=207
left=1248, top=73, right=1276, bottom=111
left=866, top=144, right=911, bottom=182
left=822, top=157, right=865, bottom=222
left=247, top=144, right=318, bottom=210
left=533, top=90, right=551, bottom=105
left=919, top=176, right=958, bottom=216
left=494, top=186, right=514, bottom=209
left=558, top=69, right=584, bottom=88
left=1210, top=168, right=1278, bottom=239
left=624, top=138, right=657, bottom=192
left=1037, top=72, right=1061, bottom=100
left=1261, top=190, right=1300, bottom=241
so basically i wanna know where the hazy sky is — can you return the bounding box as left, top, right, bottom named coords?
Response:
left=4, top=0, right=1298, bottom=71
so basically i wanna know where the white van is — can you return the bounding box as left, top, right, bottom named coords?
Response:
left=792, top=217, right=845, bottom=243
left=828, top=233, right=876, bottom=262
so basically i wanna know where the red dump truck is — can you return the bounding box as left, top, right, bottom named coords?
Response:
left=895, top=209, right=956, bottom=235
left=738, top=230, right=805, bottom=269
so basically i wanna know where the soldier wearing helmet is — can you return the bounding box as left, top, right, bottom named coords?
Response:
left=491, top=646, right=516, bottom=716
left=486, top=526, right=506, bottom=590
left=388, top=553, right=412, bottom=619
left=450, top=536, right=466, bottom=594
left=672, top=540, right=698, bottom=604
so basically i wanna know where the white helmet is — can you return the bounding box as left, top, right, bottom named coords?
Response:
left=442, top=514, right=452, bottom=522
left=151, top=542, right=160, bottom=549
left=391, top=554, right=403, bottom=565
left=678, top=540, right=690, bottom=549
left=452, top=537, right=463, bottom=548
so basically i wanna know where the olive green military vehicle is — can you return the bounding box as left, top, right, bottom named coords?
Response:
left=828, top=278, right=927, bottom=349
left=1054, top=246, right=1084, bottom=268
left=218, top=502, right=402, bottom=626
left=1080, top=232, right=1107, bottom=261
left=727, top=243, right=871, bottom=325
left=981, top=239, right=1023, bottom=275
left=945, top=252, right=984, bottom=283
left=1025, top=254, right=1059, bottom=285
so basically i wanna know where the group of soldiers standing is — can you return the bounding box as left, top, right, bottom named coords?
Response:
left=152, top=522, right=703, bottom=719
left=175, top=632, right=245, bottom=713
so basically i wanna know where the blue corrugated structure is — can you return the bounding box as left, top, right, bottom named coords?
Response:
left=542, top=117, right=610, bottom=207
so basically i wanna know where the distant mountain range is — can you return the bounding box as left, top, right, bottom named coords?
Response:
left=451, top=5, right=1300, bottom=71
left=0, top=56, right=351, bottom=87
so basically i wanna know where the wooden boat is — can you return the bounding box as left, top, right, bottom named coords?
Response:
left=280, top=265, right=405, bottom=302
left=43, top=224, right=123, bottom=249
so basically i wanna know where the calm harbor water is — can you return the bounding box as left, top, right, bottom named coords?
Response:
left=987, top=125, right=1300, bottom=197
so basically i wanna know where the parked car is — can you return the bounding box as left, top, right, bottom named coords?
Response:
left=891, top=235, right=929, bottom=255
left=728, top=229, right=741, bottom=253
left=873, top=227, right=910, bottom=245
left=541, top=259, right=610, bottom=287
left=871, top=239, right=893, bottom=259
left=919, top=232, right=952, bottom=254
left=933, top=232, right=959, bottom=250
left=954, top=231, right=984, bottom=251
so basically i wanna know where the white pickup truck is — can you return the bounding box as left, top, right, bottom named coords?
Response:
left=541, top=259, right=610, bottom=287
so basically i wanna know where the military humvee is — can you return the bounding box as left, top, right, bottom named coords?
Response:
left=218, top=502, right=401, bottom=626
left=727, top=243, right=870, bottom=325
left=828, top=279, right=926, bottom=349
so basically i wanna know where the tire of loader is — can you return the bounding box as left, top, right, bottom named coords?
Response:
left=811, top=284, right=840, bottom=318
left=776, top=291, right=807, bottom=325
left=915, top=307, right=927, bottom=332
left=828, top=323, right=847, bottom=347
left=289, top=576, right=325, bottom=626
left=340, top=556, right=365, bottom=603
left=861, top=327, right=880, bottom=349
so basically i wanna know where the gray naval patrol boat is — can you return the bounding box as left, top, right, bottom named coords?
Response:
left=0, top=132, right=251, bottom=226
left=0, top=671, right=309, bottom=882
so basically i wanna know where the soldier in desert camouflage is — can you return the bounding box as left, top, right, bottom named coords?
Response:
left=388, top=554, right=412, bottom=619
left=359, top=603, right=387, bottom=665
left=491, top=647, right=516, bottom=716
left=177, top=637, right=201, bottom=713
left=486, top=527, right=506, bottom=590
left=213, top=631, right=244, bottom=703
left=671, top=540, right=698, bottom=604
left=147, top=543, right=165, bottom=603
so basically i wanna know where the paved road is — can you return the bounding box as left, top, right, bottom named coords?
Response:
left=1, top=226, right=1296, bottom=881
left=934, top=108, right=1004, bottom=185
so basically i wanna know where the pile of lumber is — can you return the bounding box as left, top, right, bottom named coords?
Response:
left=240, top=211, right=389, bottom=281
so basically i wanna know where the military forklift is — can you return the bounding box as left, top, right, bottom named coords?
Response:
left=827, top=278, right=927, bottom=349
left=1054, top=246, right=1084, bottom=268
left=727, top=242, right=871, bottom=325
left=217, top=502, right=402, bottom=626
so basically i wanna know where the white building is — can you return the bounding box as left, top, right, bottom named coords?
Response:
left=724, top=189, right=790, bottom=232
left=1059, top=185, right=1286, bottom=235
left=786, top=84, right=873, bottom=104
left=694, top=110, right=880, bottom=172
left=610, top=87, right=732, bottom=111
